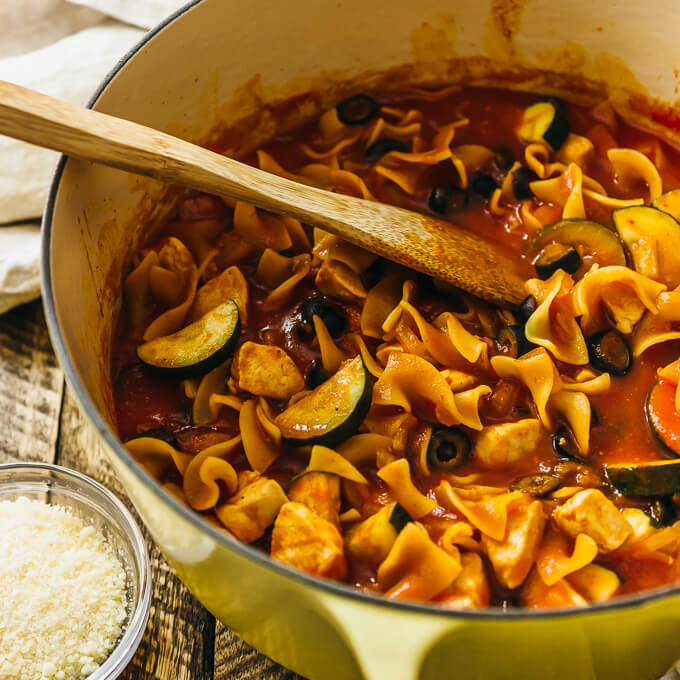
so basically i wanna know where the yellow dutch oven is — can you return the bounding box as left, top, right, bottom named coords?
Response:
left=41, top=1, right=680, bottom=678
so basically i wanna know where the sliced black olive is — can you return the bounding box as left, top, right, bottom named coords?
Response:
left=365, top=138, right=409, bottom=162
left=494, top=147, right=515, bottom=170
left=427, top=427, right=471, bottom=470
left=295, top=322, right=315, bottom=342
left=470, top=171, right=498, bottom=199
left=128, top=427, right=179, bottom=449
left=300, top=297, right=347, bottom=338
left=517, top=295, right=537, bottom=323
left=647, top=497, right=677, bottom=527
left=512, top=166, right=539, bottom=200
left=320, top=306, right=347, bottom=338
left=336, top=94, right=378, bottom=126
left=553, top=426, right=587, bottom=462
left=511, top=474, right=561, bottom=497
left=495, top=324, right=531, bottom=358
left=306, top=361, right=330, bottom=389
left=428, top=184, right=468, bottom=216
left=534, top=244, right=582, bottom=279
left=361, top=257, right=386, bottom=290
left=587, top=329, right=632, bottom=376
left=301, top=297, right=327, bottom=323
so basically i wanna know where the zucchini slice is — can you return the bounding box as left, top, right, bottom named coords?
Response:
left=345, top=501, right=412, bottom=566
left=613, top=205, right=680, bottom=287
left=652, top=188, right=680, bottom=221
left=606, top=459, right=680, bottom=497
left=518, top=100, right=570, bottom=151
left=646, top=380, right=680, bottom=456
left=388, top=502, right=413, bottom=532
left=137, top=300, right=240, bottom=379
left=275, top=355, right=371, bottom=447
left=525, top=219, right=626, bottom=278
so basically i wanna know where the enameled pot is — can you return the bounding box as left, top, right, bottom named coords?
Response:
left=42, top=1, right=680, bottom=677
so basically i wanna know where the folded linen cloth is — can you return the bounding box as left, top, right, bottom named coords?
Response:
left=0, top=0, right=183, bottom=314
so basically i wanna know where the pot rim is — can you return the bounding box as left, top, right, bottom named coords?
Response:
left=40, top=0, right=680, bottom=620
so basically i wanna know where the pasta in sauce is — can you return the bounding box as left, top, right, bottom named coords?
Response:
left=114, top=86, right=680, bottom=609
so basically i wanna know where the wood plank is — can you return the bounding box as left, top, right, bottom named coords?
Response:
left=214, top=622, right=303, bottom=680
left=57, top=385, right=303, bottom=679
left=56, top=387, right=215, bottom=680
left=0, top=301, right=63, bottom=463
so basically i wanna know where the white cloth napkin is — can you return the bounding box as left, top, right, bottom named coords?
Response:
left=0, top=0, right=184, bottom=314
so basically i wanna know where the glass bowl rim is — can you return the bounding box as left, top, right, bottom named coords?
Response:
left=0, top=461, right=152, bottom=680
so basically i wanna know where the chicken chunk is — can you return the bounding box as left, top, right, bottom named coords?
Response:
left=552, top=489, right=632, bottom=553
left=345, top=502, right=402, bottom=566
left=233, top=341, right=304, bottom=400
left=271, top=502, right=347, bottom=579
left=474, top=419, right=543, bottom=469
left=482, top=498, right=546, bottom=589
left=215, top=473, right=287, bottom=543
left=190, top=265, right=249, bottom=323
left=521, top=568, right=587, bottom=608
left=287, top=472, right=341, bottom=525
left=314, top=260, right=367, bottom=301
left=435, top=552, right=491, bottom=609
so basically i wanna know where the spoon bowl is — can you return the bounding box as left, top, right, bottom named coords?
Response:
left=0, top=80, right=525, bottom=306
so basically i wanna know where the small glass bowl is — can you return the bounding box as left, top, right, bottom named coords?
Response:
left=0, top=462, right=151, bottom=679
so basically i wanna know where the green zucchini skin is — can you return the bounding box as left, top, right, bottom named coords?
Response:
left=613, top=205, right=680, bottom=288
left=518, top=101, right=570, bottom=151
left=606, top=460, right=680, bottom=497
left=137, top=300, right=240, bottom=380
left=645, top=381, right=680, bottom=457
left=285, top=470, right=338, bottom=494
left=525, top=219, right=626, bottom=277
left=276, top=355, right=372, bottom=448
left=388, top=502, right=412, bottom=532
left=653, top=189, right=680, bottom=221
left=602, top=383, right=680, bottom=497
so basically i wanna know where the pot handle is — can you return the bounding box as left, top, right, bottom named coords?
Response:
left=321, top=594, right=455, bottom=680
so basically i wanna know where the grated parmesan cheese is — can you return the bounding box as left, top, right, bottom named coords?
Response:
left=0, top=497, right=128, bottom=680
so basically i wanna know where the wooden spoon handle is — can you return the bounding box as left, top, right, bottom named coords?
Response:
left=0, top=80, right=526, bottom=306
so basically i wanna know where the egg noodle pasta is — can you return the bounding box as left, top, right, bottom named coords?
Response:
left=116, top=86, right=680, bottom=609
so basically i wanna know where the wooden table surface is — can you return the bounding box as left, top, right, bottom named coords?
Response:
left=0, top=300, right=303, bottom=680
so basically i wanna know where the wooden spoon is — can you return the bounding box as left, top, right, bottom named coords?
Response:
left=0, top=80, right=526, bottom=306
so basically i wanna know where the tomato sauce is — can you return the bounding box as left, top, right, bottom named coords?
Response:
left=112, top=86, right=680, bottom=607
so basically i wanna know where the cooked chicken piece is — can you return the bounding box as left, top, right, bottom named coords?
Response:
left=215, top=473, right=287, bottom=543
left=474, top=418, right=543, bottom=468
left=233, top=341, right=304, bottom=400
left=436, top=552, right=491, bottom=609
left=287, top=472, right=341, bottom=526
left=482, top=498, right=546, bottom=589
left=552, top=489, right=632, bottom=553
left=521, top=568, right=587, bottom=608
left=314, top=260, right=367, bottom=301
left=566, top=564, right=620, bottom=603
left=345, top=502, right=402, bottom=566
left=271, top=502, right=347, bottom=579
left=190, top=265, right=249, bottom=323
